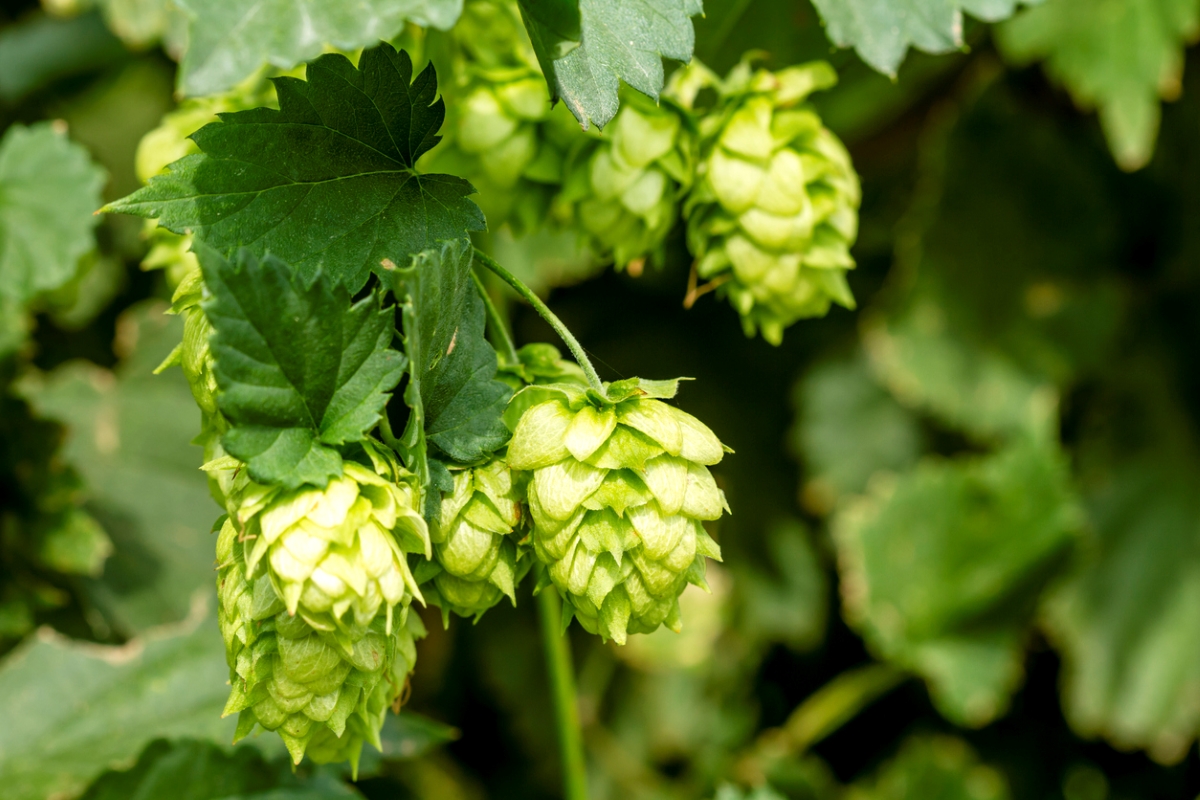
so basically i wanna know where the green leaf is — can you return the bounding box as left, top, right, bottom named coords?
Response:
left=732, top=520, right=828, bottom=651
left=833, top=442, right=1080, bottom=726
left=105, top=43, right=485, bottom=292
left=200, top=245, right=406, bottom=489
left=80, top=739, right=358, bottom=800
left=18, top=302, right=222, bottom=633
left=174, top=0, right=462, bottom=96
left=531, top=0, right=704, bottom=129
left=996, top=0, right=1199, bottom=170
left=791, top=352, right=921, bottom=514
left=395, top=239, right=512, bottom=510
left=809, top=0, right=1043, bottom=76
left=0, top=602, right=235, bottom=800
left=846, top=735, right=1010, bottom=800
left=0, top=122, right=106, bottom=306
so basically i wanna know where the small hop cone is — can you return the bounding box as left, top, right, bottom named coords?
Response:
left=230, top=461, right=431, bottom=644
left=499, top=343, right=590, bottom=390
left=555, top=92, right=696, bottom=269
left=418, top=458, right=531, bottom=621
left=421, top=0, right=575, bottom=234
left=505, top=380, right=729, bottom=644
left=217, top=519, right=424, bottom=770
left=685, top=60, right=861, bottom=345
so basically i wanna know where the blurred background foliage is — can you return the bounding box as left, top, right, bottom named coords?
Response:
left=3, top=0, right=1200, bottom=798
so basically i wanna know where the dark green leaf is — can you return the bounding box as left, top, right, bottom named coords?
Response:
left=106, top=44, right=485, bottom=292
left=395, top=239, right=512, bottom=509
left=174, top=0, right=463, bottom=97
left=847, top=735, right=1010, bottom=800
left=0, top=603, right=234, bottom=800
left=532, top=0, right=703, bottom=129
left=201, top=245, right=405, bottom=488
left=833, top=442, right=1080, bottom=726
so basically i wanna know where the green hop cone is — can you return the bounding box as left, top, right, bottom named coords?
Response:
left=499, top=342, right=589, bottom=390
left=417, top=458, right=531, bottom=621
left=228, top=461, right=431, bottom=644
left=422, top=0, right=575, bottom=234
left=685, top=60, right=861, bottom=345
left=505, top=379, right=729, bottom=644
left=554, top=91, right=696, bottom=270
left=217, top=517, right=424, bottom=769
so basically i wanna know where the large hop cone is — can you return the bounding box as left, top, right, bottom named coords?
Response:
left=421, top=0, right=575, bottom=234
left=505, top=379, right=729, bottom=643
left=228, top=461, right=431, bottom=642
left=685, top=60, right=860, bottom=345
left=217, top=518, right=424, bottom=768
left=554, top=91, right=696, bottom=270
left=416, top=458, right=531, bottom=621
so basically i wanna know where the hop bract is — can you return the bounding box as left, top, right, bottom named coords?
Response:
left=418, top=458, right=530, bottom=621
left=228, top=461, right=430, bottom=645
left=555, top=92, right=695, bottom=270
left=505, top=379, right=728, bottom=643
left=685, top=60, right=861, bottom=345
left=217, top=518, right=423, bottom=769
left=422, top=0, right=575, bottom=234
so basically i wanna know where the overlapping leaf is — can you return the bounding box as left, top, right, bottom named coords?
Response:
left=106, top=44, right=484, bottom=292
left=0, top=122, right=105, bottom=314
left=997, top=0, right=1200, bottom=170
left=175, top=0, right=462, bottom=96
left=395, top=239, right=512, bottom=514
left=525, top=0, right=704, bottom=129
left=810, top=0, right=1042, bottom=77
left=834, top=443, right=1080, bottom=726
left=200, top=246, right=405, bottom=488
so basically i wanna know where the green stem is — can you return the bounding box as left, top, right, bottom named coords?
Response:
left=538, top=587, right=589, bottom=800
left=473, top=248, right=604, bottom=393
left=377, top=412, right=402, bottom=454
left=471, top=267, right=519, bottom=366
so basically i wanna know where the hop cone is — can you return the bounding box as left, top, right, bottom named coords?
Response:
left=228, top=461, right=430, bottom=644
left=423, top=0, right=575, bottom=234
left=685, top=61, right=860, bottom=345
left=499, top=343, right=589, bottom=390
left=554, top=91, right=695, bottom=270
left=505, top=379, right=728, bottom=643
left=217, top=518, right=424, bottom=769
left=417, top=458, right=530, bottom=621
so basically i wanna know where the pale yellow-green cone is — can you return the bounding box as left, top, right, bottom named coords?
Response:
left=505, top=379, right=728, bottom=644
left=685, top=60, right=861, bottom=345
left=417, top=458, right=531, bottom=622
left=554, top=90, right=696, bottom=270
left=217, top=519, right=424, bottom=770
left=420, top=0, right=577, bottom=234
left=228, top=461, right=430, bottom=644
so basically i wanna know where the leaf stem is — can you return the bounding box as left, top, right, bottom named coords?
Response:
left=538, top=587, right=590, bottom=800
left=377, top=412, right=402, bottom=455
left=473, top=248, right=604, bottom=392
left=470, top=267, right=520, bottom=366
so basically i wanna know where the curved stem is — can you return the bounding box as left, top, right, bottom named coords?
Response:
left=473, top=248, right=604, bottom=393
left=538, top=587, right=589, bottom=800
left=470, top=267, right=519, bottom=366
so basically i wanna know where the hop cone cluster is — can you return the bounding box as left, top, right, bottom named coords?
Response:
left=418, top=459, right=530, bottom=621
left=506, top=379, right=728, bottom=643
left=217, top=516, right=424, bottom=769
left=685, top=61, right=860, bottom=345
left=423, top=0, right=575, bottom=234
left=555, top=91, right=695, bottom=270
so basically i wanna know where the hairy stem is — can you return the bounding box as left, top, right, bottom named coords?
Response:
left=538, top=587, right=590, bottom=800
left=473, top=248, right=604, bottom=392
left=471, top=267, right=519, bottom=366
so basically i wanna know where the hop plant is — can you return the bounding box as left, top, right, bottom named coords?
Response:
left=226, top=460, right=430, bottom=645
left=505, top=379, right=728, bottom=643
left=685, top=60, right=861, bottom=345
left=217, top=517, right=423, bottom=769
left=499, top=342, right=589, bottom=389
left=422, top=0, right=576, bottom=234
left=554, top=91, right=696, bottom=270
left=418, top=458, right=530, bottom=622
